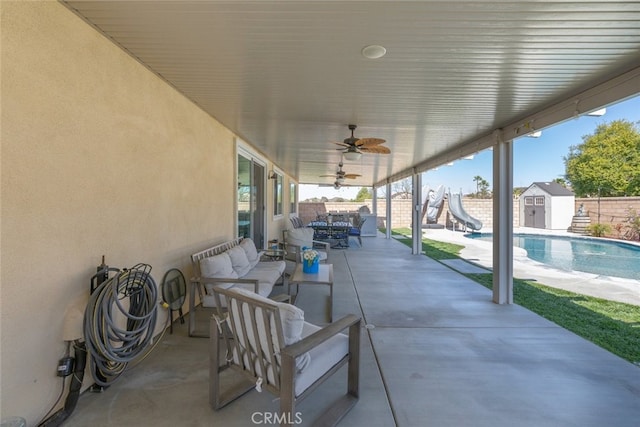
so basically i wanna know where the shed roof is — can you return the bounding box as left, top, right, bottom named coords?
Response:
left=527, top=182, right=575, bottom=197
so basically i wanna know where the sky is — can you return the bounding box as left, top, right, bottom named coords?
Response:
left=300, top=95, right=640, bottom=201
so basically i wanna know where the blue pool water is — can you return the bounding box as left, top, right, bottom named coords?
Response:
left=466, top=234, right=640, bottom=280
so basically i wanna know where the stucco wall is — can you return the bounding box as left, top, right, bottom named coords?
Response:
left=1, top=2, right=238, bottom=422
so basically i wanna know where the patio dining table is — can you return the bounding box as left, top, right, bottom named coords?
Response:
left=306, top=221, right=351, bottom=248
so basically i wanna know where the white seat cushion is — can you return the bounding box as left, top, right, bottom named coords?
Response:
left=294, top=322, right=349, bottom=397
left=252, top=260, right=286, bottom=275
left=235, top=267, right=280, bottom=297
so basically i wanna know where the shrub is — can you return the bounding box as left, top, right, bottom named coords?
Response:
left=622, top=209, right=640, bottom=241
left=587, top=223, right=611, bottom=237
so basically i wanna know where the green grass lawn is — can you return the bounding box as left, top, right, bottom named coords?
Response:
left=390, top=228, right=640, bottom=365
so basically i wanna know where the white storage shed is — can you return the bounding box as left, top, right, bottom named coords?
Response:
left=519, top=182, right=575, bottom=230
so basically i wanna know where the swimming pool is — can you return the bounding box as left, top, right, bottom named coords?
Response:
left=465, top=234, right=640, bottom=280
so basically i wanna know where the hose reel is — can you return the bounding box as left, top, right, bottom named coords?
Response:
left=84, top=263, right=158, bottom=387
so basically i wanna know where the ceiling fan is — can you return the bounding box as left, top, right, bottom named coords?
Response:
left=330, top=124, right=390, bottom=160
left=319, top=161, right=361, bottom=185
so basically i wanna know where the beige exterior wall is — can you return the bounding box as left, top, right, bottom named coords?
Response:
left=0, top=2, right=290, bottom=422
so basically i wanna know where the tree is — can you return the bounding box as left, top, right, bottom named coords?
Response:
left=354, top=187, right=372, bottom=202
left=564, top=119, right=640, bottom=197
left=389, top=178, right=412, bottom=199
left=553, top=177, right=569, bottom=188
left=473, top=175, right=483, bottom=194
left=472, top=175, right=491, bottom=198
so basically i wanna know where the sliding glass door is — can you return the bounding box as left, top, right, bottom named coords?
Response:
left=237, top=152, right=266, bottom=248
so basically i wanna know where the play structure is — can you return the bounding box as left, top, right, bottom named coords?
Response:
left=421, top=185, right=483, bottom=231
left=421, top=185, right=446, bottom=224
left=446, top=189, right=483, bottom=231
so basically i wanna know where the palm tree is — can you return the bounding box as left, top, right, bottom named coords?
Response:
left=473, top=175, right=483, bottom=196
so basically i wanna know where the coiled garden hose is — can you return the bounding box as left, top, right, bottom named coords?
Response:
left=83, top=263, right=158, bottom=387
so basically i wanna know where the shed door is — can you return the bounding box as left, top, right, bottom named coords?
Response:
left=524, top=196, right=546, bottom=228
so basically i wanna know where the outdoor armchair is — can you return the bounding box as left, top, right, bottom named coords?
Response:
left=210, top=286, right=361, bottom=426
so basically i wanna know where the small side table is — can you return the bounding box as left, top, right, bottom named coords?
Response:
left=288, top=263, right=333, bottom=322
left=262, top=248, right=286, bottom=261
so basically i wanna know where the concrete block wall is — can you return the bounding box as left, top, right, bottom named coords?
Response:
left=298, top=197, right=635, bottom=236
left=575, top=197, right=640, bottom=237
left=299, top=198, right=518, bottom=231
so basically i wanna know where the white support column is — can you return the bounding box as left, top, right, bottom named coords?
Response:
left=412, top=173, right=422, bottom=255
left=385, top=182, right=392, bottom=239
left=372, top=186, right=377, bottom=217
left=492, top=132, right=514, bottom=304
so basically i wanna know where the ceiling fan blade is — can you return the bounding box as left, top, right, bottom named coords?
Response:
left=319, top=174, right=337, bottom=177
left=356, top=137, right=386, bottom=147
left=344, top=174, right=361, bottom=179
left=360, top=145, right=391, bottom=154
left=329, top=141, right=350, bottom=147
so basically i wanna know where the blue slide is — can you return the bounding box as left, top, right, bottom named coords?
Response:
left=447, top=190, right=483, bottom=231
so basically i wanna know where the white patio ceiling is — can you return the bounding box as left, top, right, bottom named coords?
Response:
left=63, top=0, right=640, bottom=187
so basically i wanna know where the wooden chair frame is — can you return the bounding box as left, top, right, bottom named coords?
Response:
left=210, top=287, right=361, bottom=427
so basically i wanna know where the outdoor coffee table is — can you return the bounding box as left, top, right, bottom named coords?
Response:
left=288, top=263, right=333, bottom=322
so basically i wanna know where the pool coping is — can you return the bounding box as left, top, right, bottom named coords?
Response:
left=422, top=227, right=640, bottom=306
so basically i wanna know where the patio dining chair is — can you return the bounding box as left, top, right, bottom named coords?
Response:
left=210, top=286, right=361, bottom=426
left=348, top=216, right=366, bottom=247
left=289, top=215, right=305, bottom=229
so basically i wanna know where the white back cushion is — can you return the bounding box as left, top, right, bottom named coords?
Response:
left=240, top=238, right=260, bottom=268
left=227, top=245, right=252, bottom=277
left=200, top=253, right=238, bottom=290
left=228, top=288, right=310, bottom=372
left=286, top=227, right=314, bottom=248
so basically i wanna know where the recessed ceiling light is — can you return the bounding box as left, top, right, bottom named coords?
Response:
left=362, top=45, right=386, bottom=59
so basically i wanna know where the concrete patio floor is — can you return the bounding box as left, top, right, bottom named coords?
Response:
left=63, top=233, right=640, bottom=426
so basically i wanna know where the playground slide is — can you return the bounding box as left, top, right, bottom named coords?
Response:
left=447, top=190, right=483, bottom=231
left=424, top=185, right=446, bottom=222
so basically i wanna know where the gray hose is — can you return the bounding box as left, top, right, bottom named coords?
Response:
left=83, top=264, right=158, bottom=386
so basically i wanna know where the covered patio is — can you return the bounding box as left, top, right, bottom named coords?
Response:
left=3, top=2, right=640, bottom=424
left=63, top=234, right=640, bottom=426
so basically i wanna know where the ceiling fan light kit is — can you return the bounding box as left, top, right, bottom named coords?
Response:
left=319, top=160, right=362, bottom=183
left=330, top=124, right=390, bottom=160
left=343, top=149, right=362, bottom=161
